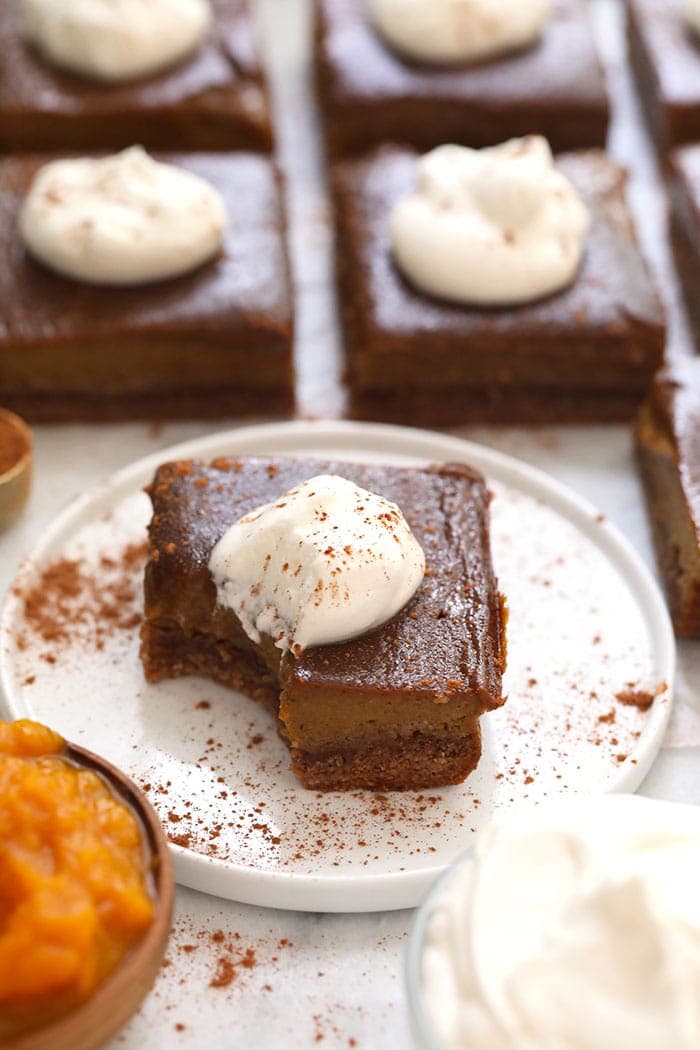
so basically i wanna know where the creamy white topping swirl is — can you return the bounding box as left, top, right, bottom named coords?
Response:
left=390, top=136, right=590, bottom=307
left=367, top=0, right=550, bottom=66
left=19, top=147, right=226, bottom=286
left=208, top=474, right=426, bottom=654
left=19, top=0, right=211, bottom=83
left=421, top=795, right=700, bottom=1050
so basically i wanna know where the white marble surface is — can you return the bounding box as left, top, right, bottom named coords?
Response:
left=1, top=1, right=700, bottom=1047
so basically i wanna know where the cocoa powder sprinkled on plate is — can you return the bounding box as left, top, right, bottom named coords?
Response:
left=13, top=541, right=146, bottom=658
left=616, top=686, right=657, bottom=712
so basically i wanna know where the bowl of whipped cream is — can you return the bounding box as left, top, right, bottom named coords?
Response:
left=406, top=794, right=700, bottom=1050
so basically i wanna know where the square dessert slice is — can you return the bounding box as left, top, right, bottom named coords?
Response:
left=669, top=145, right=700, bottom=342
left=316, top=0, right=609, bottom=158
left=0, top=0, right=271, bottom=153
left=332, top=147, right=665, bottom=426
left=627, top=0, right=700, bottom=153
left=636, top=358, right=700, bottom=637
left=0, top=153, right=294, bottom=421
left=140, top=456, right=507, bottom=791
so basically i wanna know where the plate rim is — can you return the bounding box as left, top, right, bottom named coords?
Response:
left=0, top=420, right=676, bottom=912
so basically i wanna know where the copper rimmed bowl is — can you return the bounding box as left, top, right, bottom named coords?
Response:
left=0, top=408, right=33, bottom=530
left=4, top=742, right=174, bottom=1050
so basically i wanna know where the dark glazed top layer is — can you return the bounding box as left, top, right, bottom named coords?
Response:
left=628, top=0, right=700, bottom=107
left=332, top=147, right=665, bottom=386
left=0, top=0, right=268, bottom=120
left=643, top=358, right=700, bottom=539
left=145, top=456, right=506, bottom=706
left=0, top=153, right=292, bottom=351
left=318, top=0, right=607, bottom=108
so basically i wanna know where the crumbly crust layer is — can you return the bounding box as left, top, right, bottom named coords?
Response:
left=350, top=385, right=646, bottom=426
left=0, top=387, right=295, bottom=424
left=290, top=733, right=482, bottom=792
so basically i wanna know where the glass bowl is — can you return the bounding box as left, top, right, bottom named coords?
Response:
left=405, top=847, right=475, bottom=1050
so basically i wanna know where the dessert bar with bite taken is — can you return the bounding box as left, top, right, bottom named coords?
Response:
left=636, top=357, right=700, bottom=638
left=141, top=456, right=507, bottom=792
left=333, top=138, right=665, bottom=425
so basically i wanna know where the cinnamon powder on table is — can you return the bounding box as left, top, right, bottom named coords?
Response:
left=0, top=415, right=28, bottom=476
left=168, top=923, right=269, bottom=990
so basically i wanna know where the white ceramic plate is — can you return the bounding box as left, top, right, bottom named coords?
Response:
left=0, top=421, right=675, bottom=912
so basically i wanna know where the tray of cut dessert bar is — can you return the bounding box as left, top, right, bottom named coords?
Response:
left=1, top=0, right=698, bottom=922
left=0, top=421, right=673, bottom=912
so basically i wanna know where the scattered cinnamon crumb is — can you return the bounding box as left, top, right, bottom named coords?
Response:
left=169, top=832, right=192, bottom=849
left=616, top=688, right=655, bottom=712
left=209, top=947, right=257, bottom=988
left=210, top=958, right=235, bottom=988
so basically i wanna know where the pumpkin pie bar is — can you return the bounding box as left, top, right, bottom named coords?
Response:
left=332, top=147, right=665, bottom=425
left=0, top=0, right=272, bottom=152
left=140, top=456, right=507, bottom=791
left=636, top=358, right=700, bottom=637
left=669, top=144, right=700, bottom=343
left=316, top=0, right=609, bottom=158
left=627, top=0, right=700, bottom=153
left=0, top=152, right=294, bottom=421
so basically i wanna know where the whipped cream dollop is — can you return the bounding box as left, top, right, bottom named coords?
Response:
left=208, top=474, right=426, bottom=654
left=421, top=795, right=700, bottom=1050
left=19, top=147, right=226, bottom=286
left=391, top=136, right=590, bottom=307
left=367, top=0, right=550, bottom=66
left=19, top=0, right=211, bottom=83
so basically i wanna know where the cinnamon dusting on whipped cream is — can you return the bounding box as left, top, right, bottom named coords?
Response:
left=208, top=474, right=425, bottom=653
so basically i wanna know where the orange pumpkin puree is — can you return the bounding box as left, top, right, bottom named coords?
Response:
left=0, top=719, right=154, bottom=1034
